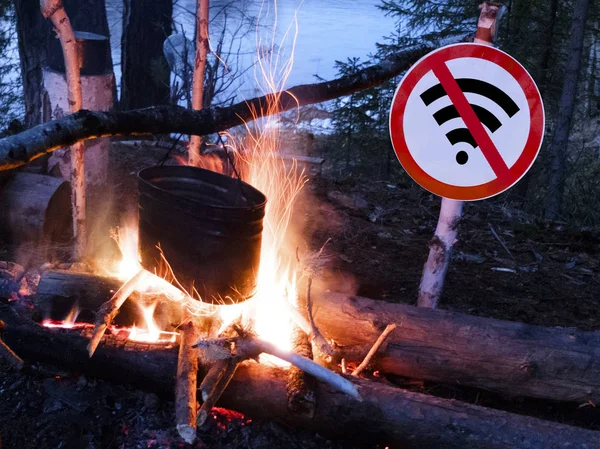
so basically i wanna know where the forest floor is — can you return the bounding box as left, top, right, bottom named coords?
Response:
left=1, top=142, right=600, bottom=449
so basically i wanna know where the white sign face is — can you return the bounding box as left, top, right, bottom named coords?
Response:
left=389, top=44, right=545, bottom=201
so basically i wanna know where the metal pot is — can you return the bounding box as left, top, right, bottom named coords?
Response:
left=137, top=166, right=266, bottom=304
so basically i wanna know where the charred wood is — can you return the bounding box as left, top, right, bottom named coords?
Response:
left=1, top=303, right=600, bottom=449
left=31, top=270, right=600, bottom=405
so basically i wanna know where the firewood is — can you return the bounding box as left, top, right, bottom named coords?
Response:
left=351, top=323, right=397, bottom=377
left=199, top=360, right=228, bottom=402
left=87, top=269, right=147, bottom=356
left=0, top=320, right=23, bottom=370
left=234, top=337, right=360, bottom=400
left=197, top=357, right=240, bottom=427
left=31, top=270, right=600, bottom=404
left=175, top=319, right=200, bottom=443
left=2, top=304, right=600, bottom=449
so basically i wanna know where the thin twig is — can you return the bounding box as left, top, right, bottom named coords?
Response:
left=488, top=222, right=517, bottom=263
left=352, top=324, right=397, bottom=377
left=88, top=269, right=147, bottom=357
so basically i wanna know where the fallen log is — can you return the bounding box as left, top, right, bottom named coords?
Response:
left=32, top=270, right=600, bottom=404
left=1, top=303, right=599, bottom=449
left=315, top=292, right=600, bottom=405
left=0, top=172, right=72, bottom=244
left=0, top=34, right=472, bottom=171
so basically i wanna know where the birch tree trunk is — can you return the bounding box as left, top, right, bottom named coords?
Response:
left=543, top=0, right=591, bottom=220
left=189, top=0, right=209, bottom=165
left=417, top=3, right=501, bottom=309
left=40, top=0, right=86, bottom=260
left=417, top=199, right=463, bottom=308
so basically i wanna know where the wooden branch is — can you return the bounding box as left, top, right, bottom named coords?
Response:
left=235, top=338, right=361, bottom=400
left=175, top=319, right=200, bottom=443
left=188, top=0, right=209, bottom=163
left=0, top=34, right=471, bottom=171
left=0, top=320, right=24, bottom=370
left=41, top=0, right=87, bottom=259
left=351, top=323, right=397, bottom=377
left=3, top=305, right=600, bottom=449
left=87, top=269, right=147, bottom=357
left=197, top=357, right=240, bottom=427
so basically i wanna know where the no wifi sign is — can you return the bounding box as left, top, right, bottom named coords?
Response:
left=389, top=43, right=544, bottom=201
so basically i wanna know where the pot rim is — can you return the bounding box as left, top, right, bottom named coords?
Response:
left=137, top=165, right=267, bottom=213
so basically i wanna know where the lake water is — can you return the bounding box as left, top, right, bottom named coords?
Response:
left=106, top=0, right=396, bottom=100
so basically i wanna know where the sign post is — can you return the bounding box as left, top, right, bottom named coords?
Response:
left=388, top=3, right=544, bottom=308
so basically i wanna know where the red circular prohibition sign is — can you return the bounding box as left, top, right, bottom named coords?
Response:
left=389, top=43, right=545, bottom=201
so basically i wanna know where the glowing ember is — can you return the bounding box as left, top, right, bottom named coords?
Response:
left=42, top=303, right=81, bottom=329
left=41, top=320, right=89, bottom=330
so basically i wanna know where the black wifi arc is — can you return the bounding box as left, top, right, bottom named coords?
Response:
left=420, top=78, right=520, bottom=165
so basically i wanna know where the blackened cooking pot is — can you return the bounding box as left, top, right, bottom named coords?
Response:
left=137, top=166, right=266, bottom=304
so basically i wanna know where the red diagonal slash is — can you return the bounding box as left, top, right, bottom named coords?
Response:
left=432, top=62, right=511, bottom=181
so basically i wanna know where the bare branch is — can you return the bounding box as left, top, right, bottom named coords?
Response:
left=0, top=34, right=470, bottom=171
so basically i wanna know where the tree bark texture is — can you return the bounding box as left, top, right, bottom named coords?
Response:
left=41, top=0, right=87, bottom=260
left=417, top=199, right=463, bottom=308
left=14, top=0, right=51, bottom=128
left=543, top=0, right=591, bottom=220
left=29, top=270, right=600, bottom=405
left=188, top=0, right=209, bottom=163
left=120, top=0, right=173, bottom=110
left=0, top=172, right=71, bottom=244
left=1, top=303, right=600, bottom=449
left=14, top=0, right=113, bottom=129
left=0, top=34, right=471, bottom=171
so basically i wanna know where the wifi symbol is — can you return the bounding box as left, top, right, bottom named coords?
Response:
left=420, top=79, right=520, bottom=165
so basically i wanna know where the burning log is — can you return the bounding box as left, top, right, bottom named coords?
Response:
left=30, top=270, right=600, bottom=404
left=2, top=303, right=600, bottom=449
left=0, top=33, right=473, bottom=171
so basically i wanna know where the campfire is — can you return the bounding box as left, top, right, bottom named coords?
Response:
left=3, top=2, right=600, bottom=448
left=29, top=51, right=349, bottom=442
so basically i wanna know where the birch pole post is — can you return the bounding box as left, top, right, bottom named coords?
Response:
left=40, top=0, right=86, bottom=260
left=417, top=2, right=501, bottom=309
left=189, top=0, right=210, bottom=165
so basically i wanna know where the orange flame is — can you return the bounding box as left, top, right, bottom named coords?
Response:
left=128, top=302, right=178, bottom=344
left=46, top=1, right=307, bottom=355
